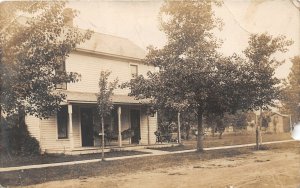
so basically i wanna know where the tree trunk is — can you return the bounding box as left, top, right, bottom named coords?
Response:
left=255, top=108, right=263, bottom=150
left=101, top=116, right=105, bottom=160
left=197, top=108, right=204, bottom=151
left=212, top=125, right=215, bottom=137
left=186, top=124, right=190, bottom=140
left=18, top=105, right=26, bottom=131
left=255, top=126, right=259, bottom=150
left=219, top=131, right=223, bottom=139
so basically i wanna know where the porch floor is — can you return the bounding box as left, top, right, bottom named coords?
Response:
left=44, top=143, right=179, bottom=155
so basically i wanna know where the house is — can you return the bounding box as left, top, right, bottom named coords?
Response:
left=246, top=111, right=291, bottom=133
left=266, top=112, right=291, bottom=133
left=25, top=31, right=158, bottom=154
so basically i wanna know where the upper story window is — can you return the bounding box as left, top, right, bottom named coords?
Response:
left=130, top=64, right=138, bottom=79
left=55, top=61, right=67, bottom=90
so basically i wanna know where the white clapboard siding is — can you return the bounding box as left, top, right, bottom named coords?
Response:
left=39, top=108, right=81, bottom=151
left=66, top=52, right=155, bottom=95
left=25, top=116, right=41, bottom=142
left=139, top=109, right=157, bottom=145
left=148, top=114, right=158, bottom=144
left=26, top=48, right=158, bottom=150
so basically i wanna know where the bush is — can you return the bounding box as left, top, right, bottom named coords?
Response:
left=2, top=115, right=40, bottom=156
left=7, top=126, right=40, bottom=156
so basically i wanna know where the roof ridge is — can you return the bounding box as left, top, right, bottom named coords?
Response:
left=79, top=28, right=132, bottom=41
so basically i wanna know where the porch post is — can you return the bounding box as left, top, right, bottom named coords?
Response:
left=68, top=104, right=74, bottom=150
left=177, top=112, right=181, bottom=144
left=147, top=115, right=150, bottom=145
left=118, top=106, right=122, bottom=147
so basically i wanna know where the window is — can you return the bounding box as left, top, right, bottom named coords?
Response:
left=130, top=64, right=138, bottom=79
left=57, top=106, right=68, bottom=139
left=55, top=61, right=67, bottom=89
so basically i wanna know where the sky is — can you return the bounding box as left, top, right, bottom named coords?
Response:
left=68, top=0, right=300, bottom=79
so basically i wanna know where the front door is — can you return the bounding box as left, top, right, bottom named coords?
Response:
left=81, top=108, right=94, bottom=147
left=130, top=110, right=141, bottom=144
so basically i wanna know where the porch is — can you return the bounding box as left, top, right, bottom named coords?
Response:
left=44, top=91, right=158, bottom=154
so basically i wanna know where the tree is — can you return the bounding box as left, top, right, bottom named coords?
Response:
left=96, top=70, right=118, bottom=160
left=156, top=106, right=196, bottom=141
left=243, top=33, right=293, bottom=149
left=124, top=2, right=292, bottom=151
left=0, top=1, right=92, bottom=121
left=205, top=112, right=248, bottom=139
left=261, top=113, right=271, bottom=129
left=205, top=113, right=226, bottom=138
left=281, top=56, right=300, bottom=124
left=234, top=112, right=248, bottom=131
left=124, top=1, right=252, bottom=151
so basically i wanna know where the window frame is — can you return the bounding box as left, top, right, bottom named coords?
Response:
left=57, top=105, right=68, bottom=139
left=129, top=63, right=138, bottom=79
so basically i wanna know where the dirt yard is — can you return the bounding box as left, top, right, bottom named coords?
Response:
left=27, top=143, right=300, bottom=188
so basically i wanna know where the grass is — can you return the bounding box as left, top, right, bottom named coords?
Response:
left=0, top=150, right=150, bottom=168
left=0, top=141, right=298, bottom=187
left=0, top=133, right=291, bottom=167
left=153, top=132, right=292, bottom=152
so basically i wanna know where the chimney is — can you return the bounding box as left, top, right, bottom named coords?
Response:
left=63, top=8, right=74, bottom=27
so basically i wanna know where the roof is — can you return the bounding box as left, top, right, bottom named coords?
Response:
left=271, top=112, right=290, bottom=117
left=59, top=90, right=149, bottom=105
left=76, top=31, right=146, bottom=60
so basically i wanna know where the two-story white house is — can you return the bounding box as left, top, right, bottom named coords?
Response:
left=25, top=31, right=158, bottom=154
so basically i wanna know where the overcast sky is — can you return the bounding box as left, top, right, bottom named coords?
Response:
left=68, top=0, right=300, bottom=79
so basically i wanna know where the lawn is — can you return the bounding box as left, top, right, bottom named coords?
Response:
left=152, top=132, right=292, bottom=152
left=0, top=132, right=291, bottom=167
left=0, top=150, right=150, bottom=168
left=0, top=141, right=298, bottom=187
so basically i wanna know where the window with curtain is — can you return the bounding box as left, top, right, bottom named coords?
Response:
left=57, top=106, right=68, bottom=139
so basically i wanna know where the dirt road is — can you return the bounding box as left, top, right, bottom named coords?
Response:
left=28, top=148, right=300, bottom=188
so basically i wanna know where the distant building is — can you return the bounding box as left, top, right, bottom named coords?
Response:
left=266, top=112, right=291, bottom=133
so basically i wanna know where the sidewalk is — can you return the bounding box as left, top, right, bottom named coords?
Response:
left=0, top=139, right=296, bottom=173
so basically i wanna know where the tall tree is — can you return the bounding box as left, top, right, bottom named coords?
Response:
left=96, top=70, right=118, bottom=160
left=243, top=33, right=293, bottom=149
left=0, top=1, right=92, bottom=121
left=281, top=56, right=300, bottom=123
left=124, top=2, right=293, bottom=151
left=124, top=1, right=254, bottom=151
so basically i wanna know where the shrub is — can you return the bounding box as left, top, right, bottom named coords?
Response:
left=3, top=115, right=40, bottom=156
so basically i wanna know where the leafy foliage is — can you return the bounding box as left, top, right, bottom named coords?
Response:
left=281, top=56, right=300, bottom=123
left=122, top=2, right=292, bottom=150
left=261, top=114, right=271, bottom=128
left=0, top=1, right=92, bottom=118
left=2, top=115, right=40, bottom=155
left=96, top=70, right=118, bottom=119
left=242, top=33, right=293, bottom=110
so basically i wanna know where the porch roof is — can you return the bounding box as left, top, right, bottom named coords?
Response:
left=60, top=90, right=149, bottom=105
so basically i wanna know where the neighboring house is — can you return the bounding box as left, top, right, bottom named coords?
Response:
left=25, top=31, right=157, bottom=154
left=266, top=112, right=291, bottom=133
left=246, top=112, right=291, bottom=133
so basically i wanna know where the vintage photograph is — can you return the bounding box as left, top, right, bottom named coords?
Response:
left=0, top=0, right=299, bottom=187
